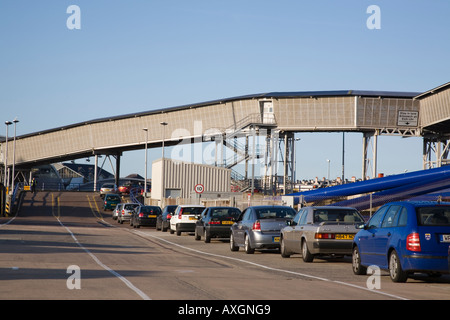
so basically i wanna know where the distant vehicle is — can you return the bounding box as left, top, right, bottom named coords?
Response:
left=170, top=205, right=205, bottom=236
left=103, top=194, right=121, bottom=211
left=157, top=205, right=178, bottom=232
left=118, top=183, right=132, bottom=194
left=112, top=203, right=124, bottom=220
left=117, top=203, right=140, bottom=224
left=194, top=206, right=241, bottom=243
left=100, top=183, right=117, bottom=198
left=230, top=205, right=296, bottom=254
left=352, top=201, right=450, bottom=282
left=280, top=206, right=365, bottom=262
left=131, top=205, right=162, bottom=228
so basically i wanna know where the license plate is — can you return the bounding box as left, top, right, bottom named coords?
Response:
left=189, top=217, right=197, bottom=220
left=440, top=234, right=450, bottom=243
left=148, top=215, right=156, bottom=218
left=273, top=236, right=280, bottom=243
left=335, top=234, right=354, bottom=240
left=221, top=221, right=233, bottom=225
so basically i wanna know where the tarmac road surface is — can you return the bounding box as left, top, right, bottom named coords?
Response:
left=1, top=191, right=449, bottom=302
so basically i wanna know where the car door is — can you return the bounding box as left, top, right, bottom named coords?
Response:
left=372, top=205, right=402, bottom=268
left=357, top=205, right=388, bottom=266
left=196, top=208, right=208, bottom=235
left=283, top=210, right=300, bottom=250
left=290, top=208, right=309, bottom=253
left=233, top=209, right=248, bottom=245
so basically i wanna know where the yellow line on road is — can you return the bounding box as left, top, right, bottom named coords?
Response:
left=86, top=194, right=103, bottom=221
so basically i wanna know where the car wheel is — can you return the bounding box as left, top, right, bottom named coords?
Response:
left=301, top=239, right=314, bottom=262
left=176, top=224, right=181, bottom=236
left=194, top=228, right=201, bottom=241
left=230, top=233, right=239, bottom=252
left=389, top=250, right=408, bottom=283
left=280, top=236, right=290, bottom=258
left=204, top=229, right=211, bottom=243
left=169, top=227, right=174, bottom=234
left=244, top=234, right=255, bottom=254
left=352, top=246, right=367, bottom=275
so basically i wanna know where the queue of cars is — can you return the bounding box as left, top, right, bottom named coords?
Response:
left=105, top=194, right=450, bottom=283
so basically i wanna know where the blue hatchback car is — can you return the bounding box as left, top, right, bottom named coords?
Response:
left=352, top=201, right=450, bottom=282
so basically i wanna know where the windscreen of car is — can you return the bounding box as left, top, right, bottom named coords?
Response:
left=255, top=207, right=296, bottom=219
left=313, top=209, right=364, bottom=223
left=124, top=204, right=139, bottom=210
left=210, top=208, right=241, bottom=220
left=179, top=207, right=205, bottom=215
left=416, top=206, right=450, bottom=226
left=141, top=206, right=162, bottom=214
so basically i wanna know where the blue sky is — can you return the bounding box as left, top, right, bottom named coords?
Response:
left=1, top=1, right=449, bottom=180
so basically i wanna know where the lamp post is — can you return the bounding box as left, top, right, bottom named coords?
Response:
left=11, top=118, right=19, bottom=191
left=143, top=128, right=148, bottom=199
left=160, top=121, right=168, bottom=207
left=326, top=159, right=331, bottom=185
left=4, top=121, right=12, bottom=189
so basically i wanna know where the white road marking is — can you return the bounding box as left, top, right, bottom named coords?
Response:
left=55, top=217, right=151, bottom=300
left=133, top=230, right=409, bottom=300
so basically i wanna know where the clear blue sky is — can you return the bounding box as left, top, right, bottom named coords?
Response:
left=1, top=1, right=449, bottom=180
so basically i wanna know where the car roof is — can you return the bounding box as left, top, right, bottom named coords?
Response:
left=310, top=206, right=358, bottom=210
left=248, top=205, right=294, bottom=209
left=178, top=204, right=205, bottom=207
left=383, top=201, right=450, bottom=207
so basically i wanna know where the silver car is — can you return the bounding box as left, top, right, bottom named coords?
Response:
left=230, top=205, right=296, bottom=254
left=117, top=203, right=140, bottom=224
left=280, top=206, right=365, bottom=262
left=112, top=203, right=124, bottom=220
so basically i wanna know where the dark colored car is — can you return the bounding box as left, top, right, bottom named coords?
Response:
left=352, top=201, right=450, bottom=282
left=156, top=205, right=178, bottom=231
left=131, top=205, right=162, bottom=228
left=103, top=194, right=121, bottom=211
left=194, top=206, right=242, bottom=243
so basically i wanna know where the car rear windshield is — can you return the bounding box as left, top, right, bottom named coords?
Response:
left=313, top=209, right=364, bottom=223
left=124, top=204, right=139, bottom=210
left=141, top=206, right=162, bottom=214
left=106, top=195, right=120, bottom=200
left=255, top=207, right=296, bottom=219
left=211, top=208, right=241, bottom=219
left=416, top=206, right=450, bottom=226
left=180, top=207, right=205, bottom=215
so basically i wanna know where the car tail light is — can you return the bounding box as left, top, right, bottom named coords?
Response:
left=407, top=233, right=421, bottom=252
left=178, top=208, right=183, bottom=219
left=139, top=212, right=144, bottom=218
left=315, top=233, right=335, bottom=239
left=252, top=220, right=261, bottom=231
left=209, top=221, right=220, bottom=225
left=166, top=214, right=172, bottom=219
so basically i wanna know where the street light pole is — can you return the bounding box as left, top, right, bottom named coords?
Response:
left=143, top=128, right=148, bottom=200
left=11, top=118, right=19, bottom=192
left=4, top=121, right=12, bottom=190
left=160, top=122, right=168, bottom=207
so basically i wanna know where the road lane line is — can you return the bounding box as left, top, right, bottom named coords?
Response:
left=134, top=230, right=409, bottom=300
left=54, top=194, right=150, bottom=300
